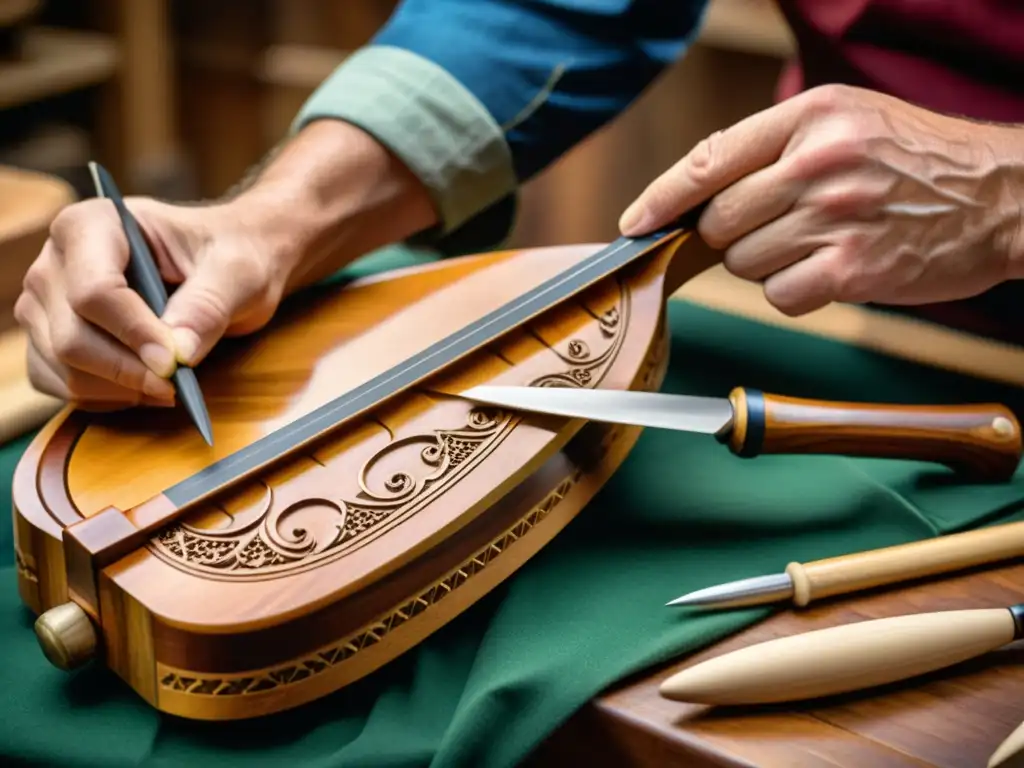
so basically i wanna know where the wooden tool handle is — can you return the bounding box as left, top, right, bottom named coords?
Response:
left=989, top=717, right=1024, bottom=767
left=659, top=607, right=1022, bottom=705
left=719, top=387, right=1022, bottom=481
left=787, top=521, right=1024, bottom=607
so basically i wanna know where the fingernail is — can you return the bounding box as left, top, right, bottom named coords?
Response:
left=139, top=342, right=176, bottom=378
left=619, top=202, right=649, bottom=235
left=142, top=372, right=176, bottom=400
left=172, top=328, right=201, bottom=366
left=141, top=393, right=176, bottom=408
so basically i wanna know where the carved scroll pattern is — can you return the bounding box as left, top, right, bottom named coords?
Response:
left=528, top=302, right=624, bottom=389
left=148, top=408, right=515, bottom=580
left=157, top=422, right=627, bottom=699
left=146, top=279, right=630, bottom=581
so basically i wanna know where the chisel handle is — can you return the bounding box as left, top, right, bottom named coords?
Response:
left=719, top=388, right=1022, bottom=482
left=990, top=717, right=1024, bottom=767
left=786, top=520, right=1024, bottom=607
left=660, top=606, right=1022, bottom=706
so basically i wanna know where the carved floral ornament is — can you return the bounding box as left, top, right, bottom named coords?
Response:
left=155, top=310, right=673, bottom=702
left=147, top=283, right=631, bottom=581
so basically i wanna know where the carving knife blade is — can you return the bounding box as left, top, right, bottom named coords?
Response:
left=461, top=385, right=734, bottom=435
left=459, top=384, right=1022, bottom=481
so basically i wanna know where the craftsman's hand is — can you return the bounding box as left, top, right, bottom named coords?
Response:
left=15, top=121, right=437, bottom=410
left=619, top=84, right=1024, bottom=315
left=15, top=197, right=290, bottom=409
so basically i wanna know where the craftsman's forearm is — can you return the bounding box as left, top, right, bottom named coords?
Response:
left=229, top=119, right=439, bottom=293
left=286, top=0, right=711, bottom=255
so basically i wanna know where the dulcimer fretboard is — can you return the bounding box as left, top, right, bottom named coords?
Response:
left=162, top=222, right=692, bottom=509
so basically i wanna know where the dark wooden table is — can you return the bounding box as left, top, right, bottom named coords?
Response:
left=518, top=273, right=1024, bottom=768
left=527, top=561, right=1024, bottom=767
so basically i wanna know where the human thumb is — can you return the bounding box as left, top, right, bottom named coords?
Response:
left=160, top=257, right=261, bottom=367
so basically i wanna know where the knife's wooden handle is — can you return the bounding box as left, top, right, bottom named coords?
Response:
left=659, top=607, right=1020, bottom=705
left=718, top=387, right=1022, bottom=482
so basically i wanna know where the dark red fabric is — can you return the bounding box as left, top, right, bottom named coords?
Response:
left=775, top=0, right=1024, bottom=121
left=773, top=0, right=1024, bottom=346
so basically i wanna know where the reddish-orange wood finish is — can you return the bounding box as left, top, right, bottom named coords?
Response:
left=13, top=233, right=710, bottom=720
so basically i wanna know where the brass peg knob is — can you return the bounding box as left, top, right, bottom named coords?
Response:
left=34, top=602, right=97, bottom=670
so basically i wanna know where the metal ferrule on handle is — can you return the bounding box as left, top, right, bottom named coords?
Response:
left=715, top=387, right=765, bottom=457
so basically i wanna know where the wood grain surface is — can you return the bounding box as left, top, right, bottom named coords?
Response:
left=522, top=269, right=1024, bottom=768
left=0, top=166, right=68, bottom=433
left=528, top=562, right=1024, bottom=767
left=2, top=227, right=1023, bottom=747
left=15, top=241, right=689, bottom=721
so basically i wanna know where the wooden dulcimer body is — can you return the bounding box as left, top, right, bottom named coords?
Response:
left=12, top=227, right=713, bottom=721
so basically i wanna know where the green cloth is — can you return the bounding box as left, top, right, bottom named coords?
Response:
left=2, top=247, right=1024, bottom=768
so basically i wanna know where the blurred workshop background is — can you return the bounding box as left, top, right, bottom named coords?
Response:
left=0, top=0, right=792, bottom=337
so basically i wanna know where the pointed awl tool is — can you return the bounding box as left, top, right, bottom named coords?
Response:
left=667, top=518, right=1024, bottom=609
left=88, top=162, right=214, bottom=446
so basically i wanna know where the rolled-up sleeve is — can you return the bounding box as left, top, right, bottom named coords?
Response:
left=293, top=0, right=710, bottom=254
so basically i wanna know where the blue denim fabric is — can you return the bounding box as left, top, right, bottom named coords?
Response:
left=374, top=0, right=711, bottom=250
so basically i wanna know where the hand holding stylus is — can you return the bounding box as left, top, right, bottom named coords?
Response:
left=87, top=163, right=213, bottom=445
left=15, top=162, right=293, bottom=418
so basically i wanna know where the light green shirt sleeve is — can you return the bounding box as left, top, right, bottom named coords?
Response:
left=292, top=45, right=517, bottom=254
